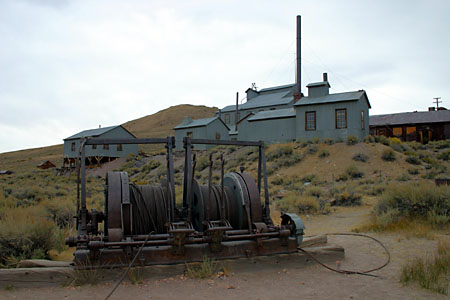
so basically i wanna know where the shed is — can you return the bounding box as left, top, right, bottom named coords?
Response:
left=63, top=125, right=138, bottom=167
left=37, top=160, right=56, bottom=169
left=370, top=109, right=450, bottom=143
left=174, top=116, right=230, bottom=150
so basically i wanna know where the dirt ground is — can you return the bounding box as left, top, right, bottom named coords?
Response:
left=2, top=205, right=448, bottom=300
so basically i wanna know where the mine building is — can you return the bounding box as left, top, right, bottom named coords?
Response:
left=63, top=125, right=138, bottom=167
left=174, top=15, right=371, bottom=149
left=370, top=107, right=450, bottom=143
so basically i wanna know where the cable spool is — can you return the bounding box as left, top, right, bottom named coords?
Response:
left=105, top=172, right=170, bottom=241
left=191, top=172, right=263, bottom=232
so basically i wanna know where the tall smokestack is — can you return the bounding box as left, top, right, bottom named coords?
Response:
left=296, top=15, right=302, bottom=97
left=235, top=92, right=239, bottom=131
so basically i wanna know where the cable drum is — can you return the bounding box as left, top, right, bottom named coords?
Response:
left=129, top=184, right=169, bottom=235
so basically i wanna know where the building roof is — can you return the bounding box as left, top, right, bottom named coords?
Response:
left=174, top=116, right=230, bottom=130
left=248, top=108, right=296, bottom=122
left=370, top=110, right=450, bottom=126
left=306, top=81, right=330, bottom=88
left=64, top=125, right=135, bottom=140
left=221, top=90, right=294, bottom=113
left=294, top=90, right=370, bottom=108
left=259, top=83, right=295, bottom=92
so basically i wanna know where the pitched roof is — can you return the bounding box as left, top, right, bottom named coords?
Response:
left=64, top=125, right=118, bottom=140
left=174, top=116, right=230, bottom=130
left=248, top=108, right=296, bottom=122
left=306, top=81, right=330, bottom=88
left=221, top=90, right=294, bottom=113
left=370, top=110, right=450, bottom=126
left=294, top=90, right=370, bottom=107
left=259, top=83, right=295, bottom=92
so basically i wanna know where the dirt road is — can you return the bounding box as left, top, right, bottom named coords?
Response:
left=2, top=206, right=447, bottom=300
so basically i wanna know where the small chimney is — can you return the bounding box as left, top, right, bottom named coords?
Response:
left=218, top=109, right=222, bottom=119
left=429, top=107, right=435, bottom=111
left=99, top=125, right=101, bottom=128
left=323, top=72, right=328, bottom=82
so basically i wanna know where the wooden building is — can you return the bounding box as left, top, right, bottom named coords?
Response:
left=369, top=108, right=450, bottom=143
left=37, top=160, right=56, bottom=169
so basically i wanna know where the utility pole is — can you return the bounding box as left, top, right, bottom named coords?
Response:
left=433, top=97, right=442, bottom=110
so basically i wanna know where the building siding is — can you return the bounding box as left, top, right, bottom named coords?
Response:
left=64, top=126, right=137, bottom=158
left=174, top=118, right=229, bottom=150
left=238, top=117, right=296, bottom=143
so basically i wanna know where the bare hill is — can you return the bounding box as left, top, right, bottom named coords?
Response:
left=122, top=104, right=217, bottom=138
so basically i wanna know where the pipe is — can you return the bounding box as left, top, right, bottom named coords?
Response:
left=296, top=15, right=302, bottom=95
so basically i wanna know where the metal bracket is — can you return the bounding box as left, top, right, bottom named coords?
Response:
left=169, top=222, right=194, bottom=255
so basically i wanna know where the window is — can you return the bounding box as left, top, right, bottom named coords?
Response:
left=305, top=111, right=316, bottom=131
left=117, top=144, right=123, bottom=151
left=270, top=108, right=276, bottom=111
left=186, top=131, right=193, bottom=138
left=92, top=144, right=97, bottom=150
left=224, top=114, right=230, bottom=124
left=361, top=111, right=365, bottom=129
left=393, top=127, right=402, bottom=137
left=103, top=144, right=109, bottom=150
left=335, top=109, right=347, bottom=129
left=215, top=132, right=220, bottom=140
left=71, top=142, right=75, bottom=152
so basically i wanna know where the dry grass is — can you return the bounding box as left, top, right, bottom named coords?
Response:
left=400, top=240, right=450, bottom=295
left=185, top=256, right=218, bottom=279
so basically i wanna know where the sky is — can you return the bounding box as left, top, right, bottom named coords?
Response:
left=1, top=0, right=449, bottom=153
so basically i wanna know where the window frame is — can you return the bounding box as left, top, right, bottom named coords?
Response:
left=186, top=131, right=193, bottom=138
left=361, top=110, right=365, bottom=130
left=305, top=111, right=316, bottom=131
left=117, top=144, right=123, bottom=151
left=92, top=144, right=97, bottom=150
left=71, top=142, right=75, bottom=152
left=103, top=144, right=109, bottom=150
left=335, top=108, right=347, bottom=129
left=224, top=114, right=230, bottom=124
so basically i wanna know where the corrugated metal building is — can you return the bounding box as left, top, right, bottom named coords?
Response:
left=174, top=116, right=230, bottom=150
left=63, top=125, right=138, bottom=166
left=370, top=109, right=450, bottom=143
left=174, top=74, right=371, bottom=148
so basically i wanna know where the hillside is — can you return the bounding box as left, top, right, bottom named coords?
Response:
left=0, top=104, right=216, bottom=171
left=122, top=104, right=217, bottom=138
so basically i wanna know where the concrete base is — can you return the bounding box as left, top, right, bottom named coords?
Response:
left=0, top=235, right=343, bottom=289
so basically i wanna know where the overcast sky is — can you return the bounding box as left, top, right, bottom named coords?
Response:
left=1, top=0, right=449, bottom=153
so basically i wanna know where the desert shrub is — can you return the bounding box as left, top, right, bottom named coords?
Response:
left=375, top=182, right=450, bottom=223
left=268, top=145, right=293, bottom=161
left=306, top=144, right=318, bottom=154
left=271, top=177, right=284, bottom=186
left=196, top=156, right=210, bottom=171
left=408, top=168, right=419, bottom=175
left=366, top=184, right=385, bottom=196
left=301, top=174, right=316, bottom=183
left=381, top=149, right=396, bottom=161
left=323, top=138, right=334, bottom=145
left=0, top=207, right=64, bottom=267
left=363, top=135, right=375, bottom=143
left=42, top=199, right=75, bottom=228
left=278, top=152, right=302, bottom=167
left=276, top=192, right=325, bottom=214
left=227, top=146, right=236, bottom=154
left=390, top=137, right=402, bottom=145
left=318, top=149, right=330, bottom=158
left=428, top=139, right=450, bottom=150
left=312, top=137, right=321, bottom=144
left=352, top=153, right=368, bottom=162
left=306, top=186, right=323, bottom=198
left=376, top=135, right=390, bottom=146
left=336, top=173, right=349, bottom=182
left=141, top=160, right=161, bottom=173
left=344, top=165, right=364, bottom=179
left=126, top=153, right=137, bottom=162
left=186, top=256, right=218, bottom=279
left=437, top=150, right=450, bottom=161
left=401, top=240, right=450, bottom=295
left=346, top=135, right=358, bottom=145
left=333, top=191, right=362, bottom=206
left=391, top=143, right=407, bottom=153
left=406, top=156, right=421, bottom=165
left=397, top=173, right=411, bottom=182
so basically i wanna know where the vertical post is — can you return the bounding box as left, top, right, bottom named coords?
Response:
left=166, top=136, right=176, bottom=222
left=220, top=153, right=225, bottom=220
left=257, top=145, right=262, bottom=193
left=207, top=153, right=213, bottom=221
left=188, top=153, right=197, bottom=223
left=79, top=138, right=87, bottom=235
left=296, top=15, right=302, bottom=96
left=235, top=92, right=239, bottom=131
left=182, top=137, right=192, bottom=211
left=261, top=144, right=272, bottom=224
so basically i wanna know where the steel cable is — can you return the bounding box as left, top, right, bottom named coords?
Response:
left=298, top=232, right=390, bottom=278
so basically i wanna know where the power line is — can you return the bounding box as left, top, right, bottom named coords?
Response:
left=433, top=97, right=442, bottom=109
